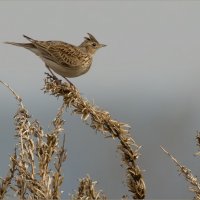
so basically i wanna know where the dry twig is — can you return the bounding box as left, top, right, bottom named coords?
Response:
left=195, top=132, right=200, bottom=156
left=0, top=80, right=67, bottom=199
left=43, top=75, right=146, bottom=199
left=161, top=146, right=200, bottom=200
left=71, top=175, right=107, bottom=200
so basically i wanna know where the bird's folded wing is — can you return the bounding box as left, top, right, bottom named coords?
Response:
left=33, top=41, right=84, bottom=68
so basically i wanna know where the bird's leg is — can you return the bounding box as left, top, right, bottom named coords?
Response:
left=45, top=65, right=74, bottom=86
left=62, top=76, right=74, bottom=86
left=44, top=72, right=56, bottom=80
left=45, top=65, right=58, bottom=80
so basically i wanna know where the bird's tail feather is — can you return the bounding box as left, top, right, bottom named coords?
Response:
left=23, top=35, right=35, bottom=42
left=4, top=35, right=36, bottom=47
left=4, top=41, right=34, bottom=48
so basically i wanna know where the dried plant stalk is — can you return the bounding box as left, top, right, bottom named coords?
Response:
left=0, top=80, right=67, bottom=199
left=43, top=75, right=146, bottom=199
left=161, top=146, right=200, bottom=200
left=0, top=149, right=17, bottom=199
left=71, top=175, right=107, bottom=200
left=195, top=132, right=200, bottom=156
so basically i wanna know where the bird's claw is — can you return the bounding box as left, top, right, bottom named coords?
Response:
left=45, top=72, right=74, bottom=86
left=45, top=72, right=58, bottom=80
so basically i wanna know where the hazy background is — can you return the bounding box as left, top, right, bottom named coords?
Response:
left=1, top=1, right=200, bottom=199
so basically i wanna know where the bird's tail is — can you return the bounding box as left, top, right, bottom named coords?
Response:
left=4, top=35, right=36, bottom=48
left=23, top=35, right=36, bottom=43
left=4, top=41, right=35, bottom=49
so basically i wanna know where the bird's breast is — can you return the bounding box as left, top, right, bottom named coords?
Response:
left=42, top=57, right=92, bottom=78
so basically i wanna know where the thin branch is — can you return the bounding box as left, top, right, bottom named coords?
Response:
left=0, top=80, right=23, bottom=108
left=195, top=132, right=200, bottom=156
left=43, top=75, right=146, bottom=199
left=161, top=145, right=200, bottom=200
left=0, top=79, right=67, bottom=199
left=71, top=175, right=107, bottom=200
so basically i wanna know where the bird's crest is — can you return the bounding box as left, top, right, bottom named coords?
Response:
left=84, top=33, right=99, bottom=44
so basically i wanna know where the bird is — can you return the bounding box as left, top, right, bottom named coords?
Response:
left=5, top=33, right=106, bottom=84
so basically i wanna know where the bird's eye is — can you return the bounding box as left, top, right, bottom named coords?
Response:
left=92, top=43, right=96, bottom=47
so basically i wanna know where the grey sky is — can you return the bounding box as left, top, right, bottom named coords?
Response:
left=1, top=1, right=200, bottom=198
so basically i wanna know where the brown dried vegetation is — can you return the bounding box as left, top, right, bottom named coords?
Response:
left=161, top=145, right=200, bottom=200
left=0, top=80, right=67, bottom=199
left=1, top=74, right=200, bottom=199
left=0, top=75, right=145, bottom=199
left=44, top=75, right=146, bottom=199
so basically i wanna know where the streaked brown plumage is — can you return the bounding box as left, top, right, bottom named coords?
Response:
left=5, top=33, right=106, bottom=82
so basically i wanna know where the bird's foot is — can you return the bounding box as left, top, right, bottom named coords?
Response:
left=45, top=72, right=57, bottom=80
left=45, top=72, right=74, bottom=86
left=45, top=72, right=59, bottom=81
left=45, top=72, right=62, bottom=84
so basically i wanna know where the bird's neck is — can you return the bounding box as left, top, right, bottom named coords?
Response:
left=79, top=45, right=96, bottom=56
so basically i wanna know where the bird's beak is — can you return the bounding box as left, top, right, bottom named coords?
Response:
left=100, top=44, right=107, bottom=48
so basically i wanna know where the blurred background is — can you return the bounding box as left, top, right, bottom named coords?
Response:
left=1, top=1, right=200, bottom=199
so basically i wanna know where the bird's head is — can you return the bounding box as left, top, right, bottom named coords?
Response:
left=79, top=33, right=106, bottom=55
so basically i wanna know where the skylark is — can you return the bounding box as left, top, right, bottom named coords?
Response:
left=5, top=33, right=106, bottom=83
